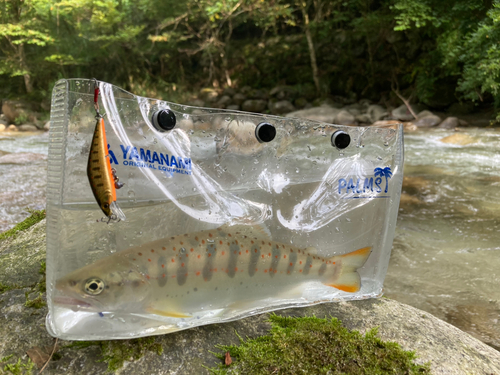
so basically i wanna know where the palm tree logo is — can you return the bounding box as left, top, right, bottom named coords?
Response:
left=374, top=167, right=392, bottom=193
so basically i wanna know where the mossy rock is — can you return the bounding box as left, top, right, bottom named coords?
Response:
left=1, top=218, right=500, bottom=374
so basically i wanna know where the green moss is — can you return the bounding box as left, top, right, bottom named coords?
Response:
left=209, top=314, right=431, bottom=375
left=24, top=291, right=46, bottom=309
left=0, top=210, right=46, bottom=241
left=0, top=283, right=19, bottom=294
left=62, top=337, right=163, bottom=372
left=1, top=356, right=35, bottom=375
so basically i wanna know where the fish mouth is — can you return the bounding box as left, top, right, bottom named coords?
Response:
left=53, top=296, right=94, bottom=310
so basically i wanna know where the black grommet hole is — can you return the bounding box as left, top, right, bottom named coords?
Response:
left=331, top=131, right=351, bottom=149
left=152, top=109, right=176, bottom=131
left=255, top=122, right=276, bottom=143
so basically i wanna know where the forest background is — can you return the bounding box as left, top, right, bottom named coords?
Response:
left=1, top=0, right=499, bottom=121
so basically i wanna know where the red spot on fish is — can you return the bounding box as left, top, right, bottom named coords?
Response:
left=287, top=271, right=290, bottom=274
left=300, top=269, right=303, bottom=273
left=261, top=255, right=264, bottom=259
left=204, top=278, right=208, bottom=282
left=185, top=273, right=188, bottom=277
left=235, top=267, right=238, bottom=272
left=333, top=262, right=336, bottom=265
left=180, top=241, right=183, bottom=245
left=264, top=269, right=268, bottom=273
left=181, top=263, right=185, bottom=267
left=162, top=264, right=165, bottom=268
left=239, top=251, right=242, bottom=255
left=171, top=258, right=175, bottom=263
left=196, top=271, right=200, bottom=276
left=255, top=268, right=258, bottom=272
left=151, top=249, right=154, bottom=253
left=274, top=270, right=277, bottom=273
left=146, top=275, right=150, bottom=279
left=202, top=240, right=205, bottom=244
left=268, top=253, right=271, bottom=257
left=172, top=275, right=176, bottom=278
left=198, top=255, right=201, bottom=259
left=290, top=262, right=293, bottom=266
left=246, top=250, right=249, bottom=254
left=228, top=233, right=232, bottom=237
left=227, top=242, right=230, bottom=246
left=310, top=265, right=312, bottom=268
left=138, top=253, right=142, bottom=256
left=235, top=240, right=238, bottom=245
left=148, top=259, right=151, bottom=262
left=173, top=247, right=176, bottom=251
left=214, top=268, right=217, bottom=272
left=195, top=236, right=198, bottom=241
left=284, top=255, right=287, bottom=259
left=275, top=255, right=278, bottom=259
left=254, top=249, right=258, bottom=253
left=208, top=253, right=212, bottom=257
left=298, top=250, right=301, bottom=254
left=251, top=240, right=254, bottom=244
left=185, top=254, right=189, bottom=258
left=221, top=251, right=225, bottom=256
left=133, top=258, right=136, bottom=261
left=234, top=251, right=237, bottom=254
left=190, top=248, right=194, bottom=252
left=268, top=242, right=271, bottom=246
left=162, top=274, right=165, bottom=278
left=162, top=247, right=166, bottom=251
left=209, top=233, right=213, bottom=237
left=300, top=261, right=302, bottom=265
left=219, top=241, right=223, bottom=245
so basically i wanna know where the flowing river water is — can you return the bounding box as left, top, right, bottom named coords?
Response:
left=0, top=127, right=498, bottom=350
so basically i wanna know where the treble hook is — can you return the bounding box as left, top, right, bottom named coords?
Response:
left=92, top=78, right=103, bottom=119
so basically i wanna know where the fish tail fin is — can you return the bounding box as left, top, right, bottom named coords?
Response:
left=324, top=246, right=371, bottom=293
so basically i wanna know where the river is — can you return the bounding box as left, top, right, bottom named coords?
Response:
left=0, top=127, right=498, bottom=350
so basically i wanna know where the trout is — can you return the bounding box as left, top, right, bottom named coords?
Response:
left=56, top=225, right=371, bottom=318
left=87, top=117, right=125, bottom=221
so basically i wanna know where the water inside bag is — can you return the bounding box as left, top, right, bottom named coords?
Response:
left=45, top=79, right=403, bottom=340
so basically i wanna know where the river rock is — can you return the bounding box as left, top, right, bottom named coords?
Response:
left=440, top=133, right=476, bottom=146
left=294, top=97, right=308, bottom=109
left=367, top=104, right=387, bottom=123
left=232, top=93, right=246, bottom=106
left=188, top=98, right=205, bottom=107
left=412, top=111, right=442, bottom=127
left=269, top=85, right=296, bottom=100
left=248, top=89, right=268, bottom=100
left=0, top=124, right=5, bottom=132
left=286, top=105, right=340, bottom=123
left=199, top=88, right=219, bottom=103
left=438, top=116, right=459, bottom=129
left=335, top=110, right=355, bottom=125
left=222, top=87, right=236, bottom=97
left=391, top=104, right=424, bottom=121
left=215, top=95, right=232, bottom=108
left=226, top=104, right=240, bottom=111
left=18, top=124, right=39, bottom=132
left=346, top=107, right=361, bottom=116
left=6, top=124, right=18, bottom=132
left=270, top=100, right=295, bottom=115
left=241, top=99, right=267, bottom=113
left=44, top=121, right=50, bottom=131
left=2, top=220, right=500, bottom=374
left=355, top=114, right=372, bottom=123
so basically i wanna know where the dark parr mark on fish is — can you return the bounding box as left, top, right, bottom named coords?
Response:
left=287, top=251, right=297, bottom=275
left=177, top=253, right=189, bottom=286
left=248, top=245, right=260, bottom=277
left=227, top=243, right=239, bottom=278
left=270, top=245, right=281, bottom=278
left=303, top=256, right=313, bottom=275
left=318, top=263, right=327, bottom=277
left=203, top=243, right=216, bottom=281
left=157, top=256, right=167, bottom=287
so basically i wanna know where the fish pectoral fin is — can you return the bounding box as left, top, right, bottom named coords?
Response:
left=146, top=307, right=191, bottom=318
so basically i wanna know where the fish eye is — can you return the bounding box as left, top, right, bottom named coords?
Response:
left=84, top=278, right=105, bottom=295
left=103, top=203, right=110, bottom=209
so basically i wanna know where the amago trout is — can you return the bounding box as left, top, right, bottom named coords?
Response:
left=56, top=225, right=371, bottom=318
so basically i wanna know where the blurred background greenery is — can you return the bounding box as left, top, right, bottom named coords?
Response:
left=1, top=0, right=499, bottom=119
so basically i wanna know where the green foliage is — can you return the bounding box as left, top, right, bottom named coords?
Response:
left=209, top=314, right=430, bottom=374
left=0, top=209, right=46, bottom=241
left=0, top=0, right=498, bottom=118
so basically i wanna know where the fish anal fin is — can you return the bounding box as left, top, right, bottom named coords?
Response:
left=146, top=307, right=191, bottom=318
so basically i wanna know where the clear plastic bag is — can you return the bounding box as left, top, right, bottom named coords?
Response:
left=45, top=79, right=403, bottom=340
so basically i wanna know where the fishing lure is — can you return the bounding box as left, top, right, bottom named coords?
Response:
left=87, top=80, right=125, bottom=223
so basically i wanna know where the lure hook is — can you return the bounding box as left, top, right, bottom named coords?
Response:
left=92, top=78, right=102, bottom=119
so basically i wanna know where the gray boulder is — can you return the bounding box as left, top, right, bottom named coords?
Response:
left=391, top=104, right=425, bottom=121
left=215, top=95, right=232, bottom=108
left=438, top=117, right=460, bottom=129
left=286, top=105, right=341, bottom=123
left=270, top=100, right=295, bottom=115
left=367, top=104, right=388, bottom=123
left=44, top=121, right=51, bottom=131
left=413, top=110, right=442, bottom=127
left=1, top=220, right=500, bottom=374
left=232, top=93, right=246, bottom=106
left=355, top=114, right=372, bottom=124
left=199, top=88, right=218, bottom=103
left=241, top=99, right=267, bottom=113
left=335, top=109, right=356, bottom=125
left=226, top=104, right=240, bottom=111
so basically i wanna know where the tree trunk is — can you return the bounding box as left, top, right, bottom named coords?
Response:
left=18, top=44, right=33, bottom=94
left=301, top=3, right=320, bottom=94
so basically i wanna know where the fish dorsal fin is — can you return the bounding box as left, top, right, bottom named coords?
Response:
left=217, top=223, right=271, bottom=240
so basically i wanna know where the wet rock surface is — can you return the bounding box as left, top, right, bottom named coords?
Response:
left=1, top=219, right=500, bottom=374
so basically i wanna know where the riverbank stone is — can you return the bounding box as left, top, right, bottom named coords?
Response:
left=18, top=124, right=39, bottom=132
left=1, top=219, right=500, bottom=374
left=286, top=104, right=340, bottom=123
left=438, top=116, right=460, bottom=129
